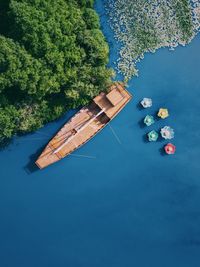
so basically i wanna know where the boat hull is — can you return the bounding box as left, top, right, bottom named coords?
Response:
left=36, top=83, right=132, bottom=169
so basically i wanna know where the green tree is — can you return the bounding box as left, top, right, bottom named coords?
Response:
left=0, top=105, right=19, bottom=142
left=0, top=0, right=113, bottom=144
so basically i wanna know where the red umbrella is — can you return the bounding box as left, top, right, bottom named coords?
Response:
left=164, top=143, right=176, bottom=155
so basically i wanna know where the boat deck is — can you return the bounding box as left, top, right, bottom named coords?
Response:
left=36, top=83, right=132, bottom=169
left=93, top=85, right=130, bottom=119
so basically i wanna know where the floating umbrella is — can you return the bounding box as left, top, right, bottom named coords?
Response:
left=160, top=126, right=174, bottom=140
left=164, top=143, right=176, bottom=154
left=157, top=108, right=169, bottom=119
left=141, top=98, right=152, bottom=108
left=147, top=130, right=158, bottom=142
left=144, top=115, right=155, bottom=126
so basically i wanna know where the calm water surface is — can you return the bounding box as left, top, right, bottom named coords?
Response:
left=0, top=1, right=200, bottom=266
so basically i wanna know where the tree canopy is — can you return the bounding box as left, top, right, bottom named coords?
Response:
left=0, top=0, right=113, bottom=144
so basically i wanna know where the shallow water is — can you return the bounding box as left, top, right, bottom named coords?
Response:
left=0, top=1, right=200, bottom=267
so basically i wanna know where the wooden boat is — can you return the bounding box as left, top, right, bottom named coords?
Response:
left=36, top=82, right=132, bottom=169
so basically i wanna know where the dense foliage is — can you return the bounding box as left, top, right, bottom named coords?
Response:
left=0, top=0, right=113, bottom=144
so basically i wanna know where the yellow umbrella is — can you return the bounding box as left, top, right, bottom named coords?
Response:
left=157, top=108, right=169, bottom=119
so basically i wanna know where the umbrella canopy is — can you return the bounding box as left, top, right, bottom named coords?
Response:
left=147, top=130, right=158, bottom=141
left=141, top=98, right=152, bottom=108
left=144, top=115, right=155, bottom=126
left=157, top=108, right=169, bottom=119
left=164, top=143, right=176, bottom=154
left=160, top=126, right=174, bottom=139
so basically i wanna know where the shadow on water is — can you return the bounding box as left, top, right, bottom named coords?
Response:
left=138, top=118, right=146, bottom=129
left=159, top=146, right=167, bottom=156
left=0, top=138, right=13, bottom=151
left=153, top=110, right=160, bottom=121
left=136, top=102, right=143, bottom=111
left=157, top=133, right=165, bottom=143
left=142, top=133, right=149, bottom=143
left=24, top=145, right=45, bottom=174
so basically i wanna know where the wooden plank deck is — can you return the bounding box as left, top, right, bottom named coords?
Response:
left=36, top=83, right=132, bottom=169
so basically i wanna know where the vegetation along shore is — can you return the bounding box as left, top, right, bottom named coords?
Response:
left=105, top=0, right=200, bottom=80
left=1, top=0, right=200, bottom=145
left=0, top=0, right=114, bottom=145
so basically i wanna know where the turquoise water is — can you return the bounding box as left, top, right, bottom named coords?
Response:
left=1, top=2, right=200, bottom=266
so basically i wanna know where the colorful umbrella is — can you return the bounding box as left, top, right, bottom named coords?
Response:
left=141, top=98, right=152, bottom=108
left=144, top=115, right=155, bottom=126
left=160, top=126, right=174, bottom=139
left=157, top=108, right=169, bottom=119
left=147, top=130, right=158, bottom=142
left=164, top=143, right=176, bottom=154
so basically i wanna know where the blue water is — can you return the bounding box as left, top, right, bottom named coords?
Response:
left=1, top=2, right=200, bottom=267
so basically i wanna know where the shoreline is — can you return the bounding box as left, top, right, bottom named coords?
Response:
left=98, top=0, right=200, bottom=81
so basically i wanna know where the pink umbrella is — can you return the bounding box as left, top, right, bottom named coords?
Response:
left=164, top=143, right=176, bottom=155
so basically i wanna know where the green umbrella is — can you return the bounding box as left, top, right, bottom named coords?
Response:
left=147, top=130, right=158, bottom=142
left=144, top=115, right=155, bottom=126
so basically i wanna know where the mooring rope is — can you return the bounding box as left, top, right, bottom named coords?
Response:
left=69, top=154, right=96, bottom=159
left=108, top=123, right=122, bottom=145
